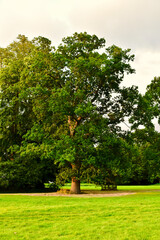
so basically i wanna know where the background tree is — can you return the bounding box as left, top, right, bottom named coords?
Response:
left=127, top=129, right=160, bottom=184
left=0, top=35, right=57, bottom=191
left=128, top=76, right=160, bottom=184
left=0, top=35, right=34, bottom=160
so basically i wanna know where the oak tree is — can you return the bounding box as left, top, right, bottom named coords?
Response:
left=0, top=32, right=139, bottom=193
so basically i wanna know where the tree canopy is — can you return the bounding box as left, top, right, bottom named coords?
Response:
left=0, top=32, right=146, bottom=193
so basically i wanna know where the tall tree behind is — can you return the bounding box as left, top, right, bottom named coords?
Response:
left=0, top=36, right=57, bottom=190
left=0, top=35, right=34, bottom=160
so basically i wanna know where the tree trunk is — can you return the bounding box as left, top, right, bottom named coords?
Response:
left=70, top=177, right=81, bottom=194
left=68, top=116, right=82, bottom=194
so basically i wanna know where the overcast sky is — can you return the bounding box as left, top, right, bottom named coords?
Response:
left=0, top=0, right=160, bottom=94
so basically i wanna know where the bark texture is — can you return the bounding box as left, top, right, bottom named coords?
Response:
left=70, top=177, right=81, bottom=194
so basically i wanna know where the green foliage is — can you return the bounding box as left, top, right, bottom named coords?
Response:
left=0, top=159, right=42, bottom=191
left=0, top=35, right=58, bottom=190
left=0, top=32, right=140, bottom=191
left=0, top=155, right=57, bottom=191
left=127, top=76, right=160, bottom=185
left=83, top=134, right=133, bottom=190
left=127, top=129, right=160, bottom=184
left=129, top=76, right=160, bottom=130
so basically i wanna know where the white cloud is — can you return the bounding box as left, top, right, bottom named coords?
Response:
left=123, top=49, right=160, bottom=94
left=1, top=0, right=160, bottom=50
left=67, top=0, right=160, bottom=51
left=0, top=0, right=71, bottom=46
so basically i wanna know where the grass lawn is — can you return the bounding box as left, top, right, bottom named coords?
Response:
left=62, top=182, right=160, bottom=191
left=0, top=185, right=160, bottom=240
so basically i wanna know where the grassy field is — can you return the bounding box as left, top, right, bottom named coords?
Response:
left=0, top=185, right=160, bottom=240
left=62, top=182, right=160, bottom=191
